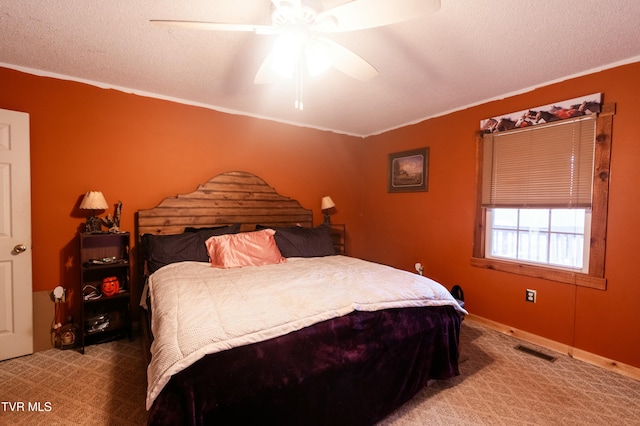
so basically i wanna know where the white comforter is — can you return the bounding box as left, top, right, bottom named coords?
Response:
left=146, top=255, right=467, bottom=409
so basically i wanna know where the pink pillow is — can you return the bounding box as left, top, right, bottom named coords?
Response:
left=205, top=229, right=285, bottom=268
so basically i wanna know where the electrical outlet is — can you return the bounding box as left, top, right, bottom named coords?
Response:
left=525, top=289, right=537, bottom=303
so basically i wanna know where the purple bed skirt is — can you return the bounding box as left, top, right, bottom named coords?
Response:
left=148, top=305, right=461, bottom=425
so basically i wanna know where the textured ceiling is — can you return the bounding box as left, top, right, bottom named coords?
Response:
left=1, top=0, right=640, bottom=137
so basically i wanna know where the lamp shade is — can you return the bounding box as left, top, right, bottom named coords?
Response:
left=321, top=196, right=335, bottom=211
left=79, top=191, right=108, bottom=210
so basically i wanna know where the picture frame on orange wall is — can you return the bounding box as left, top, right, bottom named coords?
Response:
left=388, top=147, right=429, bottom=193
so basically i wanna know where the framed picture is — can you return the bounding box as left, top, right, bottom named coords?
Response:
left=388, top=147, right=429, bottom=193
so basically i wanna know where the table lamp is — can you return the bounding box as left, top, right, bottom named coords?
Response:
left=80, top=191, right=108, bottom=233
left=321, top=196, right=336, bottom=225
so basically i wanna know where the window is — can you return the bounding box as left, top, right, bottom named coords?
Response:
left=487, top=208, right=590, bottom=272
left=471, top=104, right=614, bottom=290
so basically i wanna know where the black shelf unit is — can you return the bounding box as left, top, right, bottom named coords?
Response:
left=79, top=232, right=131, bottom=353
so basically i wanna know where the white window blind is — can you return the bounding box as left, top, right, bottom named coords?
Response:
left=482, top=115, right=596, bottom=208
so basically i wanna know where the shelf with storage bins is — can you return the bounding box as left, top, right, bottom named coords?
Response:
left=79, top=231, right=131, bottom=353
left=329, top=224, right=346, bottom=255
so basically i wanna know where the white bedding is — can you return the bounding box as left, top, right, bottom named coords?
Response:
left=146, top=255, right=467, bottom=409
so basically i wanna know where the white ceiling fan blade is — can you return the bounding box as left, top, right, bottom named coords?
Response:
left=150, top=20, right=277, bottom=35
left=315, top=0, right=440, bottom=33
left=316, top=37, right=378, bottom=81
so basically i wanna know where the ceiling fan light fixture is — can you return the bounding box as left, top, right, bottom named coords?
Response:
left=270, top=33, right=302, bottom=78
left=305, top=41, right=331, bottom=76
left=271, top=2, right=296, bottom=27
left=272, top=0, right=319, bottom=27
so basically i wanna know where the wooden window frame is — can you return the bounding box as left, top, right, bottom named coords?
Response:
left=471, top=104, right=615, bottom=290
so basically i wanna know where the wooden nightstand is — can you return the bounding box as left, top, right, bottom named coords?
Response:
left=329, top=224, right=346, bottom=255
left=79, top=232, right=131, bottom=353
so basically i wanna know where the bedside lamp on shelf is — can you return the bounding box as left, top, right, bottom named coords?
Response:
left=321, top=196, right=336, bottom=225
left=79, top=191, right=109, bottom=233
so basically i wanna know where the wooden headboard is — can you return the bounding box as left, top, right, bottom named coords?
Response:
left=136, top=171, right=312, bottom=363
left=137, top=171, right=313, bottom=237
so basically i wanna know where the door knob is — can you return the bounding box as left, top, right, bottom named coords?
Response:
left=14, top=244, right=27, bottom=253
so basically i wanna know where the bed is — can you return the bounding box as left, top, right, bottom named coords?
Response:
left=138, top=171, right=466, bottom=426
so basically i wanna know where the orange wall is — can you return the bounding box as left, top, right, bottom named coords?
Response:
left=0, top=67, right=364, bottom=316
left=2, top=61, right=639, bottom=369
left=361, top=62, right=640, bottom=369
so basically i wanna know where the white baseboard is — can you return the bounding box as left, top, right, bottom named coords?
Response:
left=465, top=314, right=640, bottom=382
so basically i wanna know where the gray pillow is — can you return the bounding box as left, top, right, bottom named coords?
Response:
left=142, top=224, right=240, bottom=273
left=257, top=225, right=336, bottom=258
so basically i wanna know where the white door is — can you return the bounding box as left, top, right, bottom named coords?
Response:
left=0, top=108, right=33, bottom=360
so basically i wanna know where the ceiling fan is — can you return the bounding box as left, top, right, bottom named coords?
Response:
left=151, top=0, right=441, bottom=86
